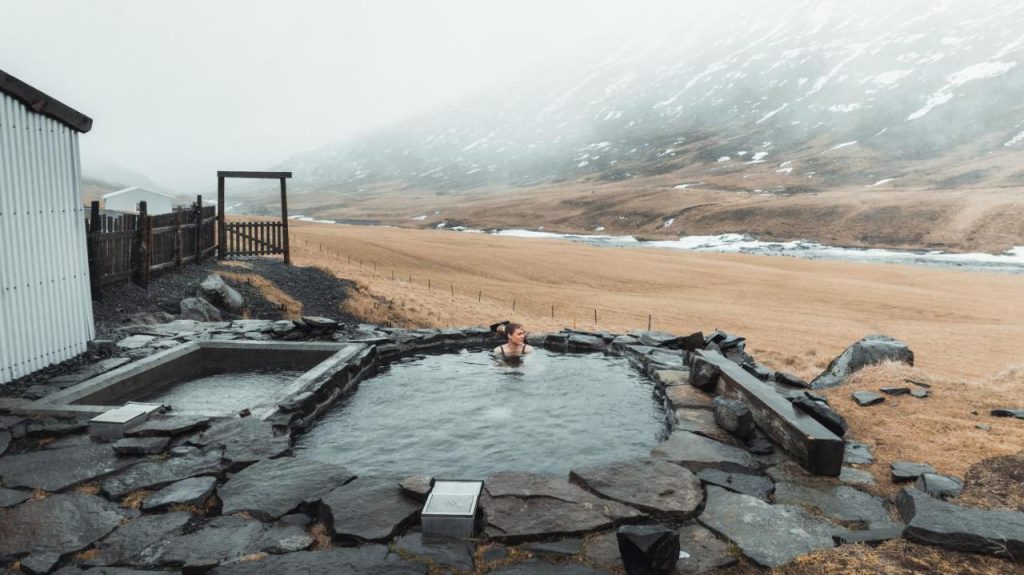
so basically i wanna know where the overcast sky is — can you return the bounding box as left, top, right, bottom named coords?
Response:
left=1, top=0, right=703, bottom=192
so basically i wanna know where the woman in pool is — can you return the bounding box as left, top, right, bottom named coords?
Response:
left=493, top=322, right=533, bottom=358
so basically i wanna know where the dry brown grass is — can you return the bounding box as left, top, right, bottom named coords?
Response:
left=72, top=548, right=100, bottom=562
left=776, top=540, right=1022, bottom=575
left=309, top=521, right=332, bottom=550
left=72, top=483, right=101, bottom=496
left=218, top=270, right=303, bottom=319
left=120, top=490, right=152, bottom=510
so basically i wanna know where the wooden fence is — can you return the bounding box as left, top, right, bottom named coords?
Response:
left=85, top=197, right=217, bottom=297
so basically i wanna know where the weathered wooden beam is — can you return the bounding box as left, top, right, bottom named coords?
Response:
left=696, top=350, right=844, bottom=476
left=280, top=177, right=291, bottom=265
left=217, top=176, right=226, bottom=259
left=216, top=171, right=292, bottom=179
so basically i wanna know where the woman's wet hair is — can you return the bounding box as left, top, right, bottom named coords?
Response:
left=506, top=322, right=524, bottom=338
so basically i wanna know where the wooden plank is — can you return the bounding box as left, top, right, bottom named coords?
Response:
left=194, top=195, right=203, bottom=265
left=174, top=209, right=183, bottom=268
left=217, top=176, right=226, bottom=259
left=100, top=270, right=131, bottom=286
left=217, top=171, right=292, bottom=179
left=150, top=260, right=177, bottom=272
left=87, top=201, right=102, bottom=299
left=696, top=350, right=844, bottom=476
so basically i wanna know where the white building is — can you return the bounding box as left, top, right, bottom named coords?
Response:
left=103, top=186, right=176, bottom=215
left=0, top=69, right=95, bottom=384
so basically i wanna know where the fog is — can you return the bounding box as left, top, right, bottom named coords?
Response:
left=2, top=0, right=705, bottom=192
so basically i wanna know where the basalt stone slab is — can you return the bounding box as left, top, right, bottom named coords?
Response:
left=880, top=386, right=911, bottom=396
left=20, top=551, right=61, bottom=574
left=53, top=568, right=165, bottom=575
left=915, top=473, right=964, bottom=499
left=665, top=384, right=713, bottom=411
left=653, top=369, right=687, bottom=387
left=191, top=417, right=290, bottom=465
left=742, top=362, right=773, bottom=381
left=839, top=467, right=875, bottom=486
left=522, top=538, right=584, bottom=558
left=0, top=415, right=26, bottom=437
left=395, top=532, right=475, bottom=572
left=774, top=482, right=891, bottom=527
left=897, top=487, right=1024, bottom=557
left=0, top=443, right=138, bottom=492
left=646, top=349, right=686, bottom=370
left=126, top=415, right=211, bottom=437
left=113, top=436, right=170, bottom=456
left=676, top=523, right=738, bottom=574
left=991, top=408, right=1024, bottom=419
left=698, top=486, right=836, bottom=568
left=25, top=417, right=89, bottom=438
left=569, top=459, right=703, bottom=519
left=48, top=357, right=132, bottom=387
left=852, top=391, right=885, bottom=406
left=101, top=447, right=223, bottom=499
left=632, top=331, right=682, bottom=348
left=651, top=431, right=759, bottom=474
left=490, top=559, right=608, bottom=575
left=0, top=430, right=9, bottom=456
left=568, top=333, right=607, bottom=351
left=833, top=524, right=904, bottom=546
left=688, top=356, right=720, bottom=391
left=155, top=515, right=313, bottom=567
left=208, top=546, right=425, bottom=575
left=0, top=492, right=135, bottom=557
left=775, top=372, right=809, bottom=388
left=87, top=511, right=193, bottom=567
left=789, top=395, right=848, bottom=437
left=142, top=475, right=217, bottom=511
left=482, top=472, right=644, bottom=541
left=400, top=474, right=432, bottom=501
left=117, top=334, right=157, bottom=350
left=697, top=469, right=774, bottom=501
left=910, top=389, right=929, bottom=398
left=672, top=408, right=740, bottom=445
left=0, top=487, right=30, bottom=507
left=891, top=461, right=936, bottom=482
left=712, top=397, right=755, bottom=439
left=320, top=476, right=421, bottom=541
left=844, top=441, right=875, bottom=465
left=618, top=524, right=679, bottom=574
left=220, top=457, right=354, bottom=520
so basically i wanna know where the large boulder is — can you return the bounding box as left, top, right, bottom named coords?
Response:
left=198, top=273, right=244, bottom=314
left=180, top=297, right=222, bottom=322
left=811, top=335, right=914, bottom=389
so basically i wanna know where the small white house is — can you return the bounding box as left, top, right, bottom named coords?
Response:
left=103, top=186, right=175, bottom=215
left=1, top=69, right=95, bottom=384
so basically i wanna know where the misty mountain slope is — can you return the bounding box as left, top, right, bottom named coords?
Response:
left=277, top=0, right=1024, bottom=197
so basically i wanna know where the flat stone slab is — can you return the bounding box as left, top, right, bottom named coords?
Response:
left=0, top=429, right=9, bottom=456
left=489, top=559, right=608, bottom=574
left=320, top=476, right=421, bottom=541
left=653, top=369, right=688, bottom=387
left=697, top=469, right=774, bottom=501
left=698, top=486, right=836, bottom=568
left=897, top=487, right=1024, bottom=558
left=142, top=475, right=217, bottom=511
left=117, top=334, right=156, bottom=349
left=665, top=384, right=714, bottom=410
left=54, top=568, right=166, bottom=575
left=207, top=546, right=427, bottom=574
left=126, top=414, right=211, bottom=437
left=773, top=482, right=891, bottom=527
left=521, top=538, right=584, bottom=558
left=844, top=441, right=875, bottom=465
left=891, top=461, right=936, bottom=482
left=915, top=473, right=964, bottom=499
left=399, top=474, right=432, bottom=501
left=482, top=472, right=644, bottom=542
left=677, top=522, right=740, bottom=574
left=852, top=391, right=885, bottom=406
left=113, top=436, right=170, bottom=455
left=0, top=487, right=30, bottom=507
left=220, top=456, right=355, bottom=520
left=651, top=431, right=759, bottom=474
left=0, top=492, right=135, bottom=557
left=839, top=466, right=875, bottom=486
left=88, top=511, right=193, bottom=567
left=152, top=514, right=314, bottom=568
left=101, top=446, right=223, bottom=499
left=394, top=532, right=475, bottom=572
left=191, top=417, right=290, bottom=464
left=672, top=408, right=740, bottom=445
left=834, top=524, right=904, bottom=546
left=48, top=357, right=132, bottom=386
left=569, top=458, right=703, bottom=518
left=0, top=443, right=138, bottom=491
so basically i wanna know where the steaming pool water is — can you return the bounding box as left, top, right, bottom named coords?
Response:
left=293, top=348, right=668, bottom=478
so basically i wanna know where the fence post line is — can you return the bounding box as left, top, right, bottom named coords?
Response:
left=428, top=279, right=431, bottom=290
left=132, top=201, right=150, bottom=288
left=551, top=304, right=554, bottom=319
left=450, top=284, right=454, bottom=296
left=513, top=299, right=516, bottom=312
left=478, top=290, right=482, bottom=302
left=217, top=175, right=226, bottom=259
left=594, top=309, right=597, bottom=325
left=87, top=201, right=102, bottom=300
left=174, top=207, right=183, bottom=268
left=648, top=314, right=652, bottom=331
left=279, top=176, right=291, bottom=265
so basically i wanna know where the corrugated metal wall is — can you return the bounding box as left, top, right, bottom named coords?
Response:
left=0, top=92, right=95, bottom=384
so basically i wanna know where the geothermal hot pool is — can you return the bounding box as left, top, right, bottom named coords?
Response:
left=293, top=348, right=668, bottom=477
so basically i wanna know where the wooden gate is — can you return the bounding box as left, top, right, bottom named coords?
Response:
left=223, top=220, right=286, bottom=257
left=217, top=171, right=291, bottom=263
